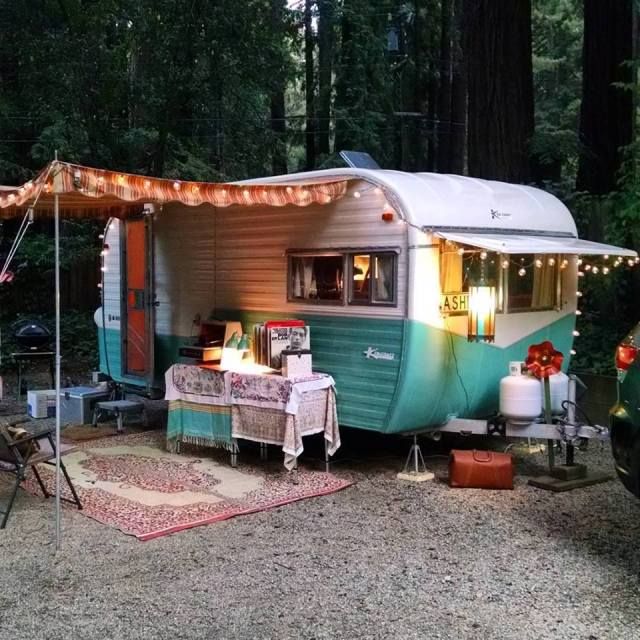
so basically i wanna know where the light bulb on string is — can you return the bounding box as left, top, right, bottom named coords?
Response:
left=584, top=264, right=591, bottom=271
left=480, top=251, right=487, bottom=260
left=630, top=259, right=637, bottom=267
left=548, top=257, right=555, bottom=266
left=535, top=259, right=543, bottom=268
left=573, top=330, right=580, bottom=337
left=457, top=248, right=465, bottom=256
left=575, top=309, right=582, bottom=316
left=577, top=258, right=583, bottom=265
left=592, top=266, right=599, bottom=274
left=578, top=271, right=585, bottom=277
left=570, top=349, right=577, bottom=356
left=502, top=259, right=509, bottom=269
left=576, top=291, right=583, bottom=297
left=603, top=267, right=610, bottom=275
left=518, top=267, right=526, bottom=277
left=353, top=191, right=361, bottom=199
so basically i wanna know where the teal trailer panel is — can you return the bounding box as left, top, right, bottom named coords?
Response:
left=216, top=310, right=404, bottom=432
left=385, top=313, right=576, bottom=432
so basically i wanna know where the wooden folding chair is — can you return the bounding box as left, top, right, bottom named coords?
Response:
left=0, top=420, right=82, bottom=529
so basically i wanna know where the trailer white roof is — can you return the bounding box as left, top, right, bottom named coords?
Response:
left=243, top=168, right=577, bottom=235
left=245, top=167, right=637, bottom=257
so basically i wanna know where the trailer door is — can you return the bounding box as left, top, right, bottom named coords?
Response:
left=122, top=216, right=154, bottom=382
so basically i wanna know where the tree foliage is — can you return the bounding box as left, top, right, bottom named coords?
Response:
left=0, top=0, right=639, bottom=373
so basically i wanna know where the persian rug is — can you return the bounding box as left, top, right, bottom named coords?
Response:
left=27, top=430, right=352, bottom=541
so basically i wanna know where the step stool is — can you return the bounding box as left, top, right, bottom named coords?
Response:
left=92, top=400, right=144, bottom=433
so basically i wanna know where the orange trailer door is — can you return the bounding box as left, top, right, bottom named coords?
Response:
left=124, top=218, right=150, bottom=377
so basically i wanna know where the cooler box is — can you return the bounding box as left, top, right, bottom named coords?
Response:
left=59, top=386, right=110, bottom=425
left=27, top=389, right=57, bottom=419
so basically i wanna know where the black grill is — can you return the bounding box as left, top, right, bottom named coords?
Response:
left=13, top=320, right=52, bottom=352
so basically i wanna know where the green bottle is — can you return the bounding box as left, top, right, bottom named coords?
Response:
left=237, top=333, right=250, bottom=351
left=225, top=332, right=240, bottom=348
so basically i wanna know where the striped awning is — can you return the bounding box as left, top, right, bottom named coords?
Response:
left=0, top=161, right=348, bottom=220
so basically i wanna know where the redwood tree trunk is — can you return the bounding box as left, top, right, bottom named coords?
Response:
left=465, top=0, right=534, bottom=182
left=448, top=0, right=467, bottom=174
left=576, top=0, right=633, bottom=197
left=270, top=0, right=288, bottom=175
left=317, top=0, right=334, bottom=157
left=436, top=0, right=453, bottom=172
left=304, top=0, right=316, bottom=169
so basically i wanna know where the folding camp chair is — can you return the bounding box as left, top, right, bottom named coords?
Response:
left=0, top=420, right=82, bottom=529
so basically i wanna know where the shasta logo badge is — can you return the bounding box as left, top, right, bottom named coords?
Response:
left=363, top=347, right=395, bottom=361
left=490, top=209, right=511, bottom=220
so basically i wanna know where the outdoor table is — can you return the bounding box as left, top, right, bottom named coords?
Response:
left=164, top=363, right=340, bottom=470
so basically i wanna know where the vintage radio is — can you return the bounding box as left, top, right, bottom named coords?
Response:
left=178, top=320, right=242, bottom=364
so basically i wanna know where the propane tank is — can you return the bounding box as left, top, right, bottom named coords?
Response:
left=541, top=371, right=569, bottom=416
left=499, top=361, right=542, bottom=424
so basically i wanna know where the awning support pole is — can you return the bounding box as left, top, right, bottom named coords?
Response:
left=54, top=168, right=62, bottom=551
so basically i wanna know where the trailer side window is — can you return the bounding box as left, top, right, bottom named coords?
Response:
left=440, top=245, right=498, bottom=293
left=289, top=254, right=344, bottom=302
left=506, top=254, right=559, bottom=311
left=349, top=252, right=397, bottom=305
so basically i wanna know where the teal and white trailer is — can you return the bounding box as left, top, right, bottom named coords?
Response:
left=96, top=168, right=636, bottom=435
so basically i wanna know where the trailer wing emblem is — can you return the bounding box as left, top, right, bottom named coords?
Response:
left=490, top=208, right=511, bottom=220
left=363, top=347, right=395, bottom=361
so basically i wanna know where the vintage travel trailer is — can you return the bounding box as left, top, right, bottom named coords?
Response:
left=95, top=167, right=636, bottom=434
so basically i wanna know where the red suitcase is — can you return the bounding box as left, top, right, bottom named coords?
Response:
left=448, top=449, right=514, bottom=489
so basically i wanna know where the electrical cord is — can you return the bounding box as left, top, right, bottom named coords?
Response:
left=446, top=324, right=470, bottom=416
left=560, top=399, right=605, bottom=432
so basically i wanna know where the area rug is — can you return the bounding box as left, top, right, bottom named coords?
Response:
left=62, top=424, right=121, bottom=442
left=26, top=430, right=352, bottom=540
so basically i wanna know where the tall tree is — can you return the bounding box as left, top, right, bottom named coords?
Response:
left=531, top=0, right=582, bottom=185
left=447, top=0, right=467, bottom=174
left=576, top=0, right=633, bottom=196
left=334, top=0, right=394, bottom=165
left=465, top=0, right=535, bottom=182
left=304, top=0, right=316, bottom=169
left=317, top=0, right=335, bottom=158
left=435, top=0, right=454, bottom=172
left=271, top=0, right=289, bottom=175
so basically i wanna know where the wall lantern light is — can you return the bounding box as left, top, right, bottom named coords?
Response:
left=467, top=284, right=496, bottom=343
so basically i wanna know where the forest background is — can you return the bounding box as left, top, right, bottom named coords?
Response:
left=0, top=0, right=638, bottom=374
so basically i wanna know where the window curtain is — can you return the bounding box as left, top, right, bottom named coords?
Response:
left=292, top=258, right=316, bottom=298
left=373, top=255, right=394, bottom=301
left=531, top=255, right=556, bottom=308
left=440, top=249, right=463, bottom=292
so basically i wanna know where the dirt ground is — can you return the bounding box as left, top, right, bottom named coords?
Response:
left=0, top=371, right=639, bottom=640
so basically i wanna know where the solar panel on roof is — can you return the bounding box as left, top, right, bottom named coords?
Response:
left=339, top=150, right=381, bottom=170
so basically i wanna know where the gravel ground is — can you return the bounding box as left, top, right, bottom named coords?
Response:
left=1, top=377, right=640, bottom=639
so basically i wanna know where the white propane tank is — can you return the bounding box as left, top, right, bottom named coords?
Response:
left=541, top=371, right=569, bottom=415
left=499, top=361, right=542, bottom=424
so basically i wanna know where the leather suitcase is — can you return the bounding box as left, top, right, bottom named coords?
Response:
left=448, top=449, right=514, bottom=489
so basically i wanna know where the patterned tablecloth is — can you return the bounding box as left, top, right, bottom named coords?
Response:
left=165, top=364, right=340, bottom=469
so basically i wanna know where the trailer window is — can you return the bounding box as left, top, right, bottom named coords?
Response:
left=289, top=255, right=344, bottom=302
left=506, top=254, right=559, bottom=311
left=349, top=252, right=397, bottom=305
left=440, top=246, right=498, bottom=293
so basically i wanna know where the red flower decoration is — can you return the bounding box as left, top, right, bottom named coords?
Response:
left=525, top=340, right=564, bottom=379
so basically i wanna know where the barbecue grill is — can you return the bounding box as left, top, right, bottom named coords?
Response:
left=13, top=320, right=52, bottom=352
